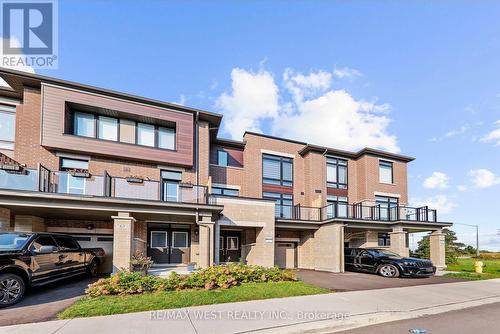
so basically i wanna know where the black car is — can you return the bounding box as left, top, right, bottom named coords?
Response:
left=0, top=232, right=105, bottom=307
left=344, top=248, right=436, bottom=278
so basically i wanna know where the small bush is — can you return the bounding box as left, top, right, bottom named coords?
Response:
left=86, top=264, right=297, bottom=297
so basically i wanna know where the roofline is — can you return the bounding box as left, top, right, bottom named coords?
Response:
left=0, top=67, right=222, bottom=126
left=243, top=131, right=307, bottom=145
left=299, top=144, right=415, bottom=162
left=213, top=137, right=246, bottom=149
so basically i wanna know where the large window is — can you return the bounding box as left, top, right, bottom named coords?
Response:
left=263, top=191, right=293, bottom=218
left=262, top=154, right=293, bottom=186
left=326, top=157, right=348, bottom=189
left=161, top=170, right=182, bottom=202
left=375, top=195, right=399, bottom=220
left=0, top=104, right=16, bottom=150
left=98, top=116, right=118, bottom=141
left=379, top=160, right=393, bottom=184
left=71, top=111, right=175, bottom=150
left=74, top=112, right=95, bottom=138
left=59, top=158, right=89, bottom=195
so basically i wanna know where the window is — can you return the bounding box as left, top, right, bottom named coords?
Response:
left=211, top=186, right=239, bottom=197
left=326, top=158, right=348, bottom=189
left=378, top=233, right=391, bottom=247
left=54, top=236, right=80, bottom=250
left=98, top=116, right=118, bottom=141
left=262, top=154, right=293, bottom=186
left=74, top=112, right=95, bottom=138
left=379, top=160, right=393, bottom=184
left=158, top=127, right=175, bottom=150
left=137, top=123, right=155, bottom=147
left=0, top=104, right=16, bottom=150
left=60, top=159, right=89, bottom=195
left=151, top=231, right=167, bottom=248
left=60, top=158, right=89, bottom=170
left=161, top=170, right=182, bottom=202
left=263, top=191, right=293, bottom=218
left=31, top=235, right=57, bottom=251
left=227, top=236, right=239, bottom=250
left=172, top=231, right=188, bottom=248
left=217, top=150, right=228, bottom=166
left=326, top=195, right=348, bottom=218
left=375, top=196, right=399, bottom=220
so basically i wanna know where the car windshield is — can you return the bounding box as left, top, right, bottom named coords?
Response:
left=0, top=233, right=32, bottom=250
left=368, top=249, right=402, bottom=258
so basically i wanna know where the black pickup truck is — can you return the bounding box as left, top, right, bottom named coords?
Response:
left=0, top=232, right=105, bottom=307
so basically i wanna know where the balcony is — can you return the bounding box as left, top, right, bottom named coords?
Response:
left=276, top=202, right=438, bottom=223
left=0, top=164, right=209, bottom=205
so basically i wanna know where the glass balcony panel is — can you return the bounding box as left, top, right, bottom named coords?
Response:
left=0, top=169, right=38, bottom=191
left=54, top=172, right=104, bottom=196
left=113, top=178, right=159, bottom=201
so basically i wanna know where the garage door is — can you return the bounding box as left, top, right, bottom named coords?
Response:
left=275, top=242, right=296, bottom=269
left=73, top=235, right=113, bottom=273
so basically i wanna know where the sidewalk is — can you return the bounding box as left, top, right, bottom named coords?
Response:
left=2, top=279, right=500, bottom=334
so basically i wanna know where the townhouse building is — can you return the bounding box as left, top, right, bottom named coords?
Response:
left=0, top=68, right=451, bottom=273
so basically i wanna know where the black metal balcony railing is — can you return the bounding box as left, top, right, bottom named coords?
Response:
left=0, top=165, right=209, bottom=205
left=276, top=202, right=438, bottom=223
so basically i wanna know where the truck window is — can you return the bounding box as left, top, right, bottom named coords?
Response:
left=54, top=235, right=80, bottom=250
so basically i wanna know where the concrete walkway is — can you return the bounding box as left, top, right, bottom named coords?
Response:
left=2, top=279, right=500, bottom=334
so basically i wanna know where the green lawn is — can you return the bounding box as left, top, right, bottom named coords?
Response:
left=445, top=258, right=500, bottom=280
left=59, top=281, right=329, bottom=319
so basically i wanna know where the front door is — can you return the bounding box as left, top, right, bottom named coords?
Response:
left=219, top=231, right=241, bottom=262
left=275, top=242, right=296, bottom=269
left=147, top=225, right=190, bottom=264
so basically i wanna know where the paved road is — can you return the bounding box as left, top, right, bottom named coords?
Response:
left=335, top=301, right=500, bottom=334
left=0, top=276, right=99, bottom=327
left=297, top=269, right=465, bottom=291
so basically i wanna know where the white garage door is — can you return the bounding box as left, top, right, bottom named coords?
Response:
left=73, top=235, right=113, bottom=273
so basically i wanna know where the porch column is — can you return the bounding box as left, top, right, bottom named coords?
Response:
left=314, top=222, right=344, bottom=272
left=14, top=215, right=45, bottom=232
left=198, top=216, right=215, bottom=268
left=0, top=208, right=10, bottom=231
left=389, top=224, right=409, bottom=257
left=112, top=212, right=135, bottom=273
left=429, top=229, right=446, bottom=270
left=214, top=220, right=220, bottom=265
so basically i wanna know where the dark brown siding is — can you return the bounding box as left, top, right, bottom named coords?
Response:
left=210, top=145, right=244, bottom=168
left=41, top=85, right=194, bottom=167
left=327, top=187, right=348, bottom=197
left=262, top=184, right=294, bottom=195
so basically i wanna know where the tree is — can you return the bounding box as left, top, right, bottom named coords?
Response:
left=412, top=228, right=462, bottom=264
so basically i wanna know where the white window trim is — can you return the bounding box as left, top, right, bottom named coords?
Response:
left=150, top=231, right=168, bottom=248
left=260, top=149, right=295, bottom=159
left=374, top=192, right=401, bottom=198
left=226, top=236, right=239, bottom=250
left=172, top=231, right=189, bottom=248
left=56, top=152, right=91, bottom=161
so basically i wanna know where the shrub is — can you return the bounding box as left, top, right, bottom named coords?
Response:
left=475, top=253, right=500, bottom=260
left=86, top=264, right=297, bottom=297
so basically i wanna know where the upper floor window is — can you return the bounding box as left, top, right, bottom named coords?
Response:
left=379, top=160, right=393, bottom=184
left=161, top=170, right=182, bottom=202
left=71, top=111, right=175, bottom=150
left=262, top=154, right=293, bottom=187
left=0, top=104, right=16, bottom=150
left=217, top=150, right=228, bottom=167
left=263, top=191, right=293, bottom=218
left=326, top=157, right=347, bottom=189
left=375, top=195, right=399, bottom=220
left=98, top=116, right=118, bottom=141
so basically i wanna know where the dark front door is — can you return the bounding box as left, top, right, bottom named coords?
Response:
left=147, top=226, right=190, bottom=264
left=220, top=231, right=241, bottom=262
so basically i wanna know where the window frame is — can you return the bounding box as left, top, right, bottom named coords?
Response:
left=172, top=231, right=189, bottom=248
left=326, top=157, right=348, bottom=189
left=377, top=233, right=391, bottom=247
left=97, top=115, right=119, bottom=142
left=262, top=154, right=293, bottom=187
left=211, top=186, right=239, bottom=197
left=217, top=150, right=229, bottom=167
left=263, top=191, right=293, bottom=218
left=73, top=111, right=96, bottom=138
left=0, top=104, right=16, bottom=150
left=379, top=160, right=394, bottom=184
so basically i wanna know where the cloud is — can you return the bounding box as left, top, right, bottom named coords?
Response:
left=423, top=172, right=449, bottom=189
left=0, top=37, right=35, bottom=87
left=411, top=195, right=456, bottom=214
left=457, top=185, right=468, bottom=192
left=174, top=94, right=187, bottom=106
left=430, top=123, right=474, bottom=142
left=333, top=66, right=362, bottom=79
left=469, top=169, right=500, bottom=188
left=215, top=67, right=399, bottom=153
left=215, top=68, right=279, bottom=139
left=480, top=120, right=500, bottom=146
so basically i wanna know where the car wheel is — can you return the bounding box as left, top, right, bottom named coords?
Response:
left=0, top=273, right=25, bottom=308
left=378, top=264, right=400, bottom=278
left=87, top=259, right=99, bottom=277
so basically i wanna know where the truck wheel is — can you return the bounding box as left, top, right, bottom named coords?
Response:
left=378, top=264, right=400, bottom=278
left=0, top=273, right=25, bottom=308
left=87, top=259, right=99, bottom=277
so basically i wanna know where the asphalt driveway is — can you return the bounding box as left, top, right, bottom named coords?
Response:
left=297, top=269, right=465, bottom=291
left=0, top=276, right=100, bottom=327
